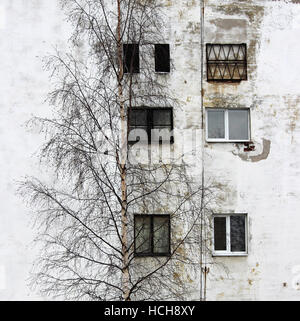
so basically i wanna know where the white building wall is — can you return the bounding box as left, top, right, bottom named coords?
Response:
left=160, top=0, right=300, bottom=301
left=200, top=0, right=300, bottom=301
left=0, top=0, right=70, bottom=300
left=1, top=0, right=300, bottom=300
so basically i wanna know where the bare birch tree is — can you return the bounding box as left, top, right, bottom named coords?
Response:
left=20, top=0, right=216, bottom=301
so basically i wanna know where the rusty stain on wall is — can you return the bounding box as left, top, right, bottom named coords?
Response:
left=212, top=18, right=247, bottom=31
left=283, top=95, right=300, bottom=142
left=210, top=18, right=247, bottom=41
left=211, top=2, right=264, bottom=79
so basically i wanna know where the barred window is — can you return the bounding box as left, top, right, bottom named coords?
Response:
left=134, top=215, right=171, bottom=256
left=128, top=108, right=174, bottom=144
left=206, top=44, right=247, bottom=81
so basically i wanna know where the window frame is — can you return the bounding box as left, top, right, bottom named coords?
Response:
left=154, top=44, right=170, bottom=73
left=212, top=213, right=248, bottom=257
left=128, top=107, right=174, bottom=144
left=206, top=43, right=247, bottom=82
left=134, top=214, right=171, bottom=257
left=206, top=108, right=251, bottom=143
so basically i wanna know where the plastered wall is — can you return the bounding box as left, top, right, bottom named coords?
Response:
left=1, top=0, right=300, bottom=300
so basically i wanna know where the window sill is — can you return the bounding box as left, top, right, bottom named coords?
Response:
left=206, top=140, right=250, bottom=143
left=207, top=79, right=246, bottom=83
left=134, top=253, right=171, bottom=258
left=212, top=252, right=248, bottom=257
left=128, top=140, right=174, bottom=145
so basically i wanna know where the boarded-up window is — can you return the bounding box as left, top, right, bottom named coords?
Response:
left=135, top=215, right=170, bottom=256
left=206, top=44, right=247, bottom=81
left=123, top=44, right=140, bottom=73
left=213, top=214, right=247, bottom=255
left=155, top=44, right=170, bottom=73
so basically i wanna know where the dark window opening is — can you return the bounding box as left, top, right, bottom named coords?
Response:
left=155, top=44, right=170, bottom=73
left=214, top=217, right=227, bottom=251
left=128, top=107, right=174, bottom=144
left=123, top=44, right=140, bottom=74
left=206, top=44, right=247, bottom=82
left=134, top=215, right=171, bottom=256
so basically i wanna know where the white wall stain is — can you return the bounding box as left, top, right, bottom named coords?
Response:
left=0, top=266, right=6, bottom=290
left=0, top=6, right=6, bottom=30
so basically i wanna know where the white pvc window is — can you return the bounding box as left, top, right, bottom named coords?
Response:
left=206, top=108, right=250, bottom=142
left=213, top=214, right=248, bottom=256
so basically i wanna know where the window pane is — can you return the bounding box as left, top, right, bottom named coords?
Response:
left=207, top=44, right=219, bottom=60
left=135, top=216, right=151, bottom=254
left=228, top=110, right=249, bottom=140
left=153, top=216, right=170, bottom=254
left=235, top=44, right=246, bottom=60
left=123, top=44, right=140, bottom=73
left=153, top=109, right=172, bottom=126
left=214, top=217, right=227, bottom=251
left=230, top=215, right=246, bottom=252
left=151, top=128, right=173, bottom=143
left=129, top=109, right=147, bottom=127
left=207, top=110, right=225, bottom=139
left=155, top=44, right=170, bottom=73
left=128, top=128, right=148, bottom=143
left=219, top=45, right=230, bottom=60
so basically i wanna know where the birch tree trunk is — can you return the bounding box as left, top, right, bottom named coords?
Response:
left=117, top=0, right=130, bottom=301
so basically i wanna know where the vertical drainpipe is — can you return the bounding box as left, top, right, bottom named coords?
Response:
left=200, top=0, right=205, bottom=301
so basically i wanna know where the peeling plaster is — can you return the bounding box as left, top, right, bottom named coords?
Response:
left=209, top=18, right=247, bottom=42
left=212, top=18, right=247, bottom=31
left=233, top=139, right=271, bottom=162
left=272, top=0, right=300, bottom=3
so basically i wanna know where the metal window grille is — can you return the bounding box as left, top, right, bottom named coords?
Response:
left=206, top=44, right=247, bottom=82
